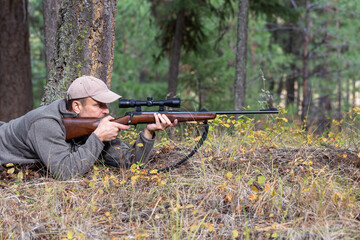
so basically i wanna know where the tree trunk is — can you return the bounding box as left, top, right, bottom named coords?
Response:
left=336, top=10, right=342, bottom=120
left=43, top=0, right=60, bottom=82
left=167, top=10, right=185, bottom=99
left=234, top=0, right=249, bottom=110
left=0, top=0, right=33, bottom=122
left=286, top=64, right=296, bottom=106
left=301, top=0, right=311, bottom=125
left=285, top=22, right=296, bottom=107
left=42, top=0, right=117, bottom=105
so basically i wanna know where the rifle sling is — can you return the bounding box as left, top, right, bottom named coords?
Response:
left=159, top=119, right=209, bottom=173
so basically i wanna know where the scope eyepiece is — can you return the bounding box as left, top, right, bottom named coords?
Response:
left=119, top=97, right=181, bottom=109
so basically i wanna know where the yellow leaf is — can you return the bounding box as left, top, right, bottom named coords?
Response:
left=131, top=175, right=139, bottom=185
left=7, top=168, right=15, bottom=174
left=226, top=172, right=233, bottom=179
left=232, top=230, right=239, bottom=238
left=17, top=172, right=23, bottom=179
left=67, top=231, right=73, bottom=240
left=192, top=209, right=199, bottom=215
left=105, top=211, right=111, bottom=216
left=150, top=169, right=158, bottom=174
left=137, top=143, right=144, bottom=147
left=194, top=136, right=202, bottom=141
left=158, top=179, right=167, bottom=186
left=302, top=187, right=310, bottom=193
left=257, top=176, right=266, bottom=184
left=5, top=163, right=14, bottom=167
left=249, top=194, right=257, bottom=201
left=251, top=186, right=258, bottom=193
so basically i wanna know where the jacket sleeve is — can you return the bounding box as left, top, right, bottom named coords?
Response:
left=28, top=118, right=104, bottom=180
left=100, top=132, right=155, bottom=168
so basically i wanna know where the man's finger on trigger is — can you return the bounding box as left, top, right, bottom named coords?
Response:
left=114, top=122, right=130, bottom=130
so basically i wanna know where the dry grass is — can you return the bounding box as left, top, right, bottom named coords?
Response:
left=1, top=112, right=360, bottom=239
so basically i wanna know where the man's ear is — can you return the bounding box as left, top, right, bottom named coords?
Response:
left=72, top=100, right=83, bottom=114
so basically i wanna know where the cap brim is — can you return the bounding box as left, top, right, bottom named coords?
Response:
left=92, top=90, right=121, bottom=103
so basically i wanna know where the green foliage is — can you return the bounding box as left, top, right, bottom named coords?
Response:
left=249, top=0, right=298, bottom=21
left=29, top=0, right=46, bottom=107
left=149, top=0, right=234, bottom=60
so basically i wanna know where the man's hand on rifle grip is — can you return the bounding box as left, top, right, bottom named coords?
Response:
left=94, top=116, right=130, bottom=142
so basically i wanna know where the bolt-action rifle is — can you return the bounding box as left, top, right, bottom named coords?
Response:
left=62, top=97, right=278, bottom=141
left=62, top=97, right=278, bottom=171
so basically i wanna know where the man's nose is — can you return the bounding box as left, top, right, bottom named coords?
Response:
left=103, top=106, right=110, bottom=114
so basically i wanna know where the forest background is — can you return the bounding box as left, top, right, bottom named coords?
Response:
left=2, top=0, right=360, bottom=126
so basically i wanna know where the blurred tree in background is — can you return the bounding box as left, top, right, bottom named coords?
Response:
left=0, top=0, right=33, bottom=121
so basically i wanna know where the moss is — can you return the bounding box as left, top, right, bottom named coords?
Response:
left=76, top=40, right=84, bottom=51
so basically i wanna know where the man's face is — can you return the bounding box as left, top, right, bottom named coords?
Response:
left=75, top=97, right=109, bottom=118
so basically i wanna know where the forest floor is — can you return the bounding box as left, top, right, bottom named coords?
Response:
left=1, top=113, right=360, bottom=239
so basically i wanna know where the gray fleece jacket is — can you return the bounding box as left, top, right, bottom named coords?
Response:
left=0, top=99, right=155, bottom=179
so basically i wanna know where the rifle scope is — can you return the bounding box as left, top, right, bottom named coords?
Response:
left=119, top=97, right=181, bottom=110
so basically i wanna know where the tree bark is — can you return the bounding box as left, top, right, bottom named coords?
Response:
left=234, top=0, right=249, bottom=110
left=42, top=0, right=117, bottom=104
left=167, top=10, right=185, bottom=99
left=0, top=0, right=33, bottom=122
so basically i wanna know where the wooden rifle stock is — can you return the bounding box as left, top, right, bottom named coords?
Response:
left=62, top=112, right=217, bottom=141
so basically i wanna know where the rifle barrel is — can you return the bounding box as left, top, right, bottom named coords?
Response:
left=209, top=110, right=279, bottom=115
